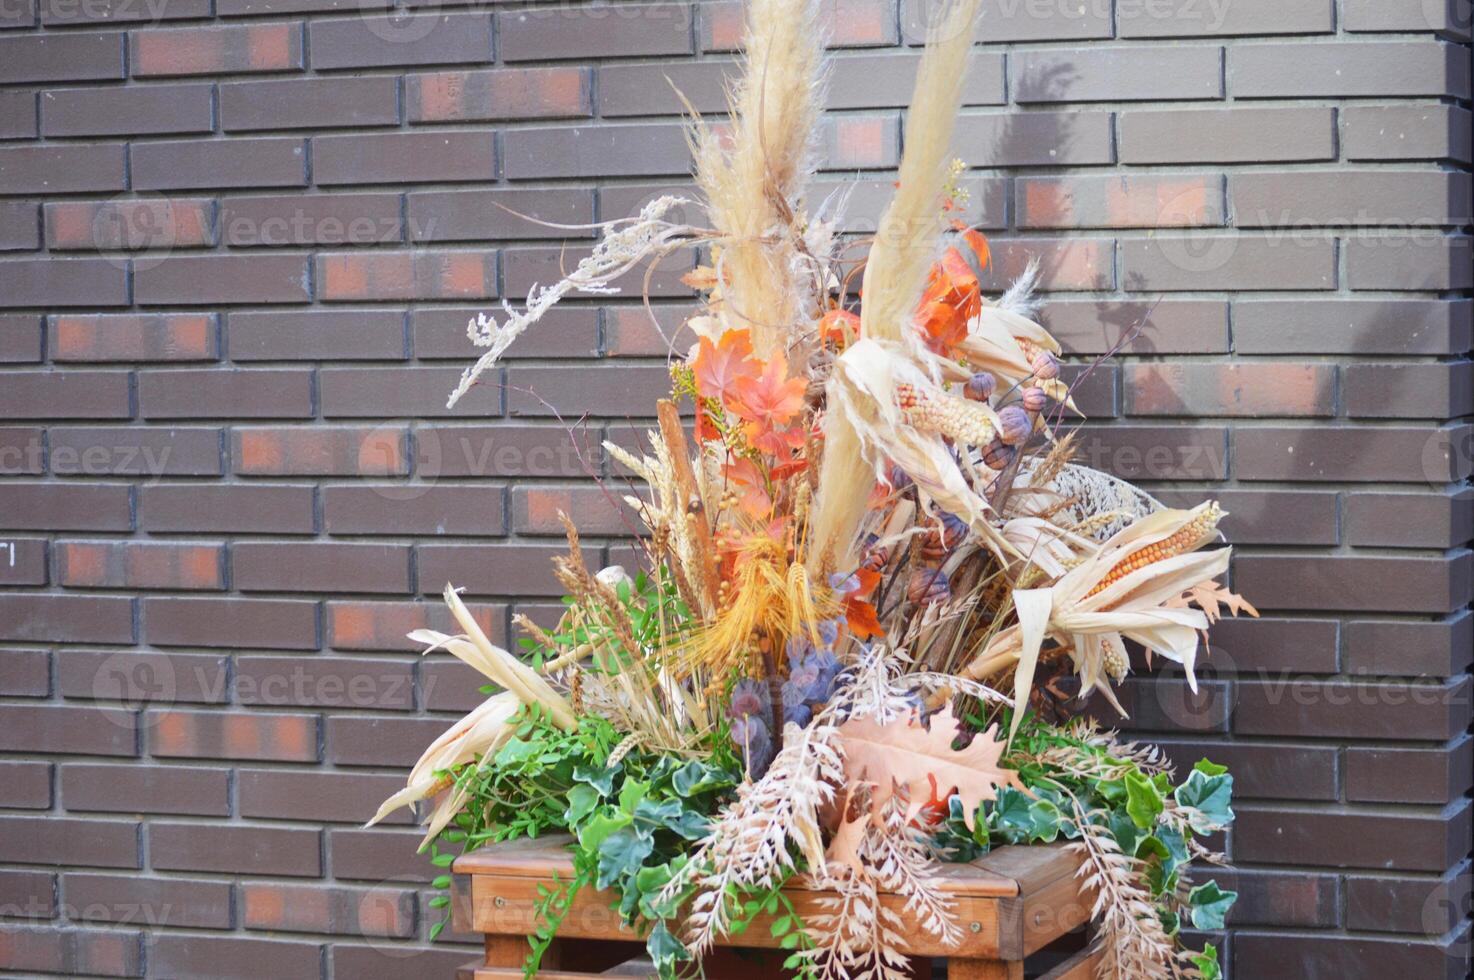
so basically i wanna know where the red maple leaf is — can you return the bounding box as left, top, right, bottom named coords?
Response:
left=691, top=329, right=759, bottom=404
left=916, top=247, right=981, bottom=354
left=841, top=567, right=885, bottom=640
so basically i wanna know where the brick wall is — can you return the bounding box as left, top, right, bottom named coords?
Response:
left=1, top=0, right=1471, bottom=977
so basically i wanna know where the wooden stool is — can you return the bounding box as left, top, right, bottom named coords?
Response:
left=453, top=835, right=1100, bottom=979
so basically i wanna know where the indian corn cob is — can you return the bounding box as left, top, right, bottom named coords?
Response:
left=1085, top=503, right=1223, bottom=599
left=896, top=383, right=995, bottom=447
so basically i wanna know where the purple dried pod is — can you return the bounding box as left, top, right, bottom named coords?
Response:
left=982, top=438, right=1015, bottom=470
left=939, top=511, right=969, bottom=548
left=963, top=372, right=997, bottom=403
left=907, top=567, right=951, bottom=605
left=886, top=462, right=913, bottom=490
left=997, top=405, right=1032, bottom=446
left=1020, top=386, right=1049, bottom=413
left=1030, top=350, right=1060, bottom=381
left=730, top=716, right=774, bottom=776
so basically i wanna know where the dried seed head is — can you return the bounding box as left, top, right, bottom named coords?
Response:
left=964, top=372, right=996, bottom=403
left=907, top=567, right=950, bottom=605
left=997, top=405, right=1032, bottom=446
left=982, top=438, right=1015, bottom=470
left=1030, top=351, right=1060, bottom=380
left=1020, top=386, right=1049, bottom=413
left=1102, top=643, right=1129, bottom=682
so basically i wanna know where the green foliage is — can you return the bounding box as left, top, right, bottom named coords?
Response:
left=936, top=715, right=1238, bottom=975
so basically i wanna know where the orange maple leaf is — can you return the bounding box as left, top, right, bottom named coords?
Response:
left=729, top=353, right=806, bottom=425
left=841, top=567, right=885, bottom=640
left=691, top=329, right=758, bottom=404
left=916, top=247, right=981, bottom=354
left=818, top=308, right=860, bottom=346
left=951, top=219, right=991, bottom=271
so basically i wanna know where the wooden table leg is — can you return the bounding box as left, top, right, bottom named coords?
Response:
left=948, top=959, right=1024, bottom=980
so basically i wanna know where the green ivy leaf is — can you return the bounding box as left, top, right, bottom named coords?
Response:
left=645, top=920, right=691, bottom=973
left=1188, top=880, right=1237, bottom=931
left=1175, top=771, right=1234, bottom=834
left=1190, top=943, right=1222, bottom=980
left=596, top=827, right=654, bottom=891
left=1193, top=758, right=1229, bottom=778
left=564, top=784, right=600, bottom=826
left=1124, top=770, right=1165, bottom=830
left=617, top=778, right=650, bottom=814
left=432, top=874, right=452, bottom=889
left=578, top=811, right=632, bottom=853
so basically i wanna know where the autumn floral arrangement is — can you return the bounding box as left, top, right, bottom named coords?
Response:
left=366, top=0, right=1254, bottom=976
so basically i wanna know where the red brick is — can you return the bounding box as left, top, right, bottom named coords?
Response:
left=0, top=33, right=122, bottom=83
left=1211, top=869, right=1341, bottom=928
left=323, top=484, right=507, bottom=536
left=318, top=366, right=502, bottom=417
left=65, top=873, right=232, bottom=930
left=0, top=924, right=141, bottom=978
left=412, top=307, right=596, bottom=359
left=1344, top=104, right=1472, bottom=164
left=954, top=111, right=1114, bottom=168
left=902, top=0, right=1108, bottom=42
left=1018, top=174, right=1223, bottom=229
left=1234, top=676, right=1472, bottom=741
left=235, top=655, right=414, bottom=710
left=978, top=237, right=1114, bottom=291
left=1233, top=39, right=1468, bottom=99
left=0, top=198, right=38, bottom=245
left=703, top=0, right=897, bottom=50
left=60, top=763, right=228, bottom=816
left=150, top=823, right=320, bottom=876
left=240, top=768, right=411, bottom=824
left=139, top=483, right=315, bottom=534
left=503, top=123, right=690, bottom=179
left=0, top=595, right=134, bottom=645
left=0, top=648, right=48, bottom=696
left=1154, top=739, right=1338, bottom=802
left=1345, top=361, right=1474, bottom=419
left=1073, top=425, right=1229, bottom=481
left=234, top=425, right=408, bottom=477
left=148, top=709, right=320, bottom=762
left=0, top=816, right=139, bottom=869
left=0, top=870, right=54, bottom=918
left=1234, top=298, right=1473, bottom=355
left=504, top=244, right=693, bottom=299
left=131, top=22, right=302, bottom=76
left=139, top=368, right=313, bottom=419
left=1015, top=46, right=1222, bottom=103
left=326, top=598, right=504, bottom=651
left=409, top=66, right=590, bottom=121
left=41, top=0, right=208, bottom=25
left=57, top=540, right=224, bottom=590
left=228, top=309, right=406, bottom=361
left=331, top=946, right=475, bottom=980
left=1125, top=362, right=1335, bottom=417
left=316, top=250, right=496, bottom=301
left=0, top=761, right=51, bottom=808
left=242, top=881, right=415, bottom=937
left=1208, top=615, right=1339, bottom=674
left=50, top=313, right=217, bottom=362
left=512, top=484, right=639, bottom=535
left=1346, top=864, right=1472, bottom=936
left=143, top=596, right=318, bottom=650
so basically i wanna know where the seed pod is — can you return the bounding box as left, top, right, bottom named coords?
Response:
left=1030, top=351, right=1060, bottom=381
left=1020, top=386, right=1049, bottom=413
left=907, top=567, right=950, bottom=605
left=982, top=438, right=1015, bottom=470
left=964, top=372, right=996, bottom=403
left=939, top=511, right=968, bottom=549
left=886, top=463, right=913, bottom=491
left=918, top=527, right=947, bottom=561
left=997, top=405, right=1032, bottom=446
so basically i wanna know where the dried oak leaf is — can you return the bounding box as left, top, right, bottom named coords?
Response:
left=1169, top=579, right=1260, bottom=625
left=836, top=705, right=1019, bottom=831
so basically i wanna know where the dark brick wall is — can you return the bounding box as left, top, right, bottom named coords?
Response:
left=1, top=0, right=1471, bottom=977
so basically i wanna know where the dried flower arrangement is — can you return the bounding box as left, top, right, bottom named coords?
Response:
left=366, top=0, right=1255, bottom=976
